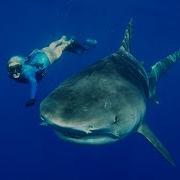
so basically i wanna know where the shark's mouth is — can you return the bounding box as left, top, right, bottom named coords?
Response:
left=41, top=115, right=119, bottom=143
left=53, top=125, right=119, bottom=140
left=41, top=116, right=119, bottom=141
left=54, top=125, right=88, bottom=139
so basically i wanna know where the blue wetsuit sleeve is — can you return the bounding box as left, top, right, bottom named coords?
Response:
left=24, top=68, right=38, bottom=100
left=28, top=76, right=37, bottom=99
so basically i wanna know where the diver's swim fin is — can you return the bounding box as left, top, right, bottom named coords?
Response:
left=119, top=18, right=133, bottom=53
left=65, top=38, right=97, bottom=54
left=137, top=122, right=175, bottom=166
left=64, top=40, right=86, bottom=54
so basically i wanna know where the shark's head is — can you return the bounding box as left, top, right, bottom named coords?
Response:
left=40, top=79, right=146, bottom=145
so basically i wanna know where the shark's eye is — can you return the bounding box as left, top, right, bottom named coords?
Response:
left=88, top=125, right=94, bottom=129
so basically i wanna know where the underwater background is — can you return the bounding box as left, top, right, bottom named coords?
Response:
left=0, top=0, right=180, bottom=179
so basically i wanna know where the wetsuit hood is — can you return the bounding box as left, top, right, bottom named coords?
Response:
left=8, top=56, right=25, bottom=67
left=8, top=56, right=26, bottom=79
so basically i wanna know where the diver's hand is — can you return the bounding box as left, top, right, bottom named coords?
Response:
left=25, top=98, right=36, bottom=107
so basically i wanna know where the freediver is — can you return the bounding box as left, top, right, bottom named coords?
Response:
left=7, top=36, right=97, bottom=106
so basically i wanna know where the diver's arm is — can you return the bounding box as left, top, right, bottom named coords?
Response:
left=29, top=76, right=37, bottom=99
left=25, top=72, right=37, bottom=106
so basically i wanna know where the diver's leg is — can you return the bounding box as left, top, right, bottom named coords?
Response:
left=51, top=39, right=74, bottom=62
left=43, top=36, right=97, bottom=64
left=49, top=36, right=67, bottom=49
left=41, top=47, right=58, bottom=64
left=42, top=37, right=73, bottom=64
left=42, top=40, right=73, bottom=64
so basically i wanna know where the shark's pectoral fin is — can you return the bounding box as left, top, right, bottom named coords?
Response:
left=149, top=50, right=180, bottom=100
left=137, top=122, right=175, bottom=166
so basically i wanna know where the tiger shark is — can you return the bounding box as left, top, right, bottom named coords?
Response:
left=40, top=20, right=180, bottom=165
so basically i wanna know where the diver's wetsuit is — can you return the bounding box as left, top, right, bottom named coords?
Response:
left=17, top=49, right=50, bottom=105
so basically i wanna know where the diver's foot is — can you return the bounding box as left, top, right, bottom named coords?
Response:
left=55, top=36, right=68, bottom=46
left=53, top=36, right=73, bottom=50
left=61, top=38, right=75, bottom=52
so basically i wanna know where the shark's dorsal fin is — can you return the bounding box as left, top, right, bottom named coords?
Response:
left=119, top=19, right=133, bottom=53
left=137, top=122, right=175, bottom=166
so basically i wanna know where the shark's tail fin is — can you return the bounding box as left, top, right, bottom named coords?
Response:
left=149, top=50, right=180, bottom=102
left=137, top=122, right=175, bottom=166
left=119, top=18, right=133, bottom=53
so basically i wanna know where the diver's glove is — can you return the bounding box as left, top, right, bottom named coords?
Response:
left=25, top=98, right=36, bottom=107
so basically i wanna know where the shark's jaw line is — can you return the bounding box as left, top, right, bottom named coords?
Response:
left=41, top=114, right=119, bottom=144
left=54, top=124, right=119, bottom=144
left=55, top=130, right=119, bottom=145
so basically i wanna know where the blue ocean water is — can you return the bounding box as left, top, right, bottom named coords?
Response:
left=0, top=0, right=180, bottom=179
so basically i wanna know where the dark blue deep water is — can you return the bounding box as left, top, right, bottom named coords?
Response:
left=0, top=0, right=180, bottom=179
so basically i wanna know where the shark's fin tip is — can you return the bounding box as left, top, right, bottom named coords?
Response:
left=137, top=122, right=175, bottom=166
